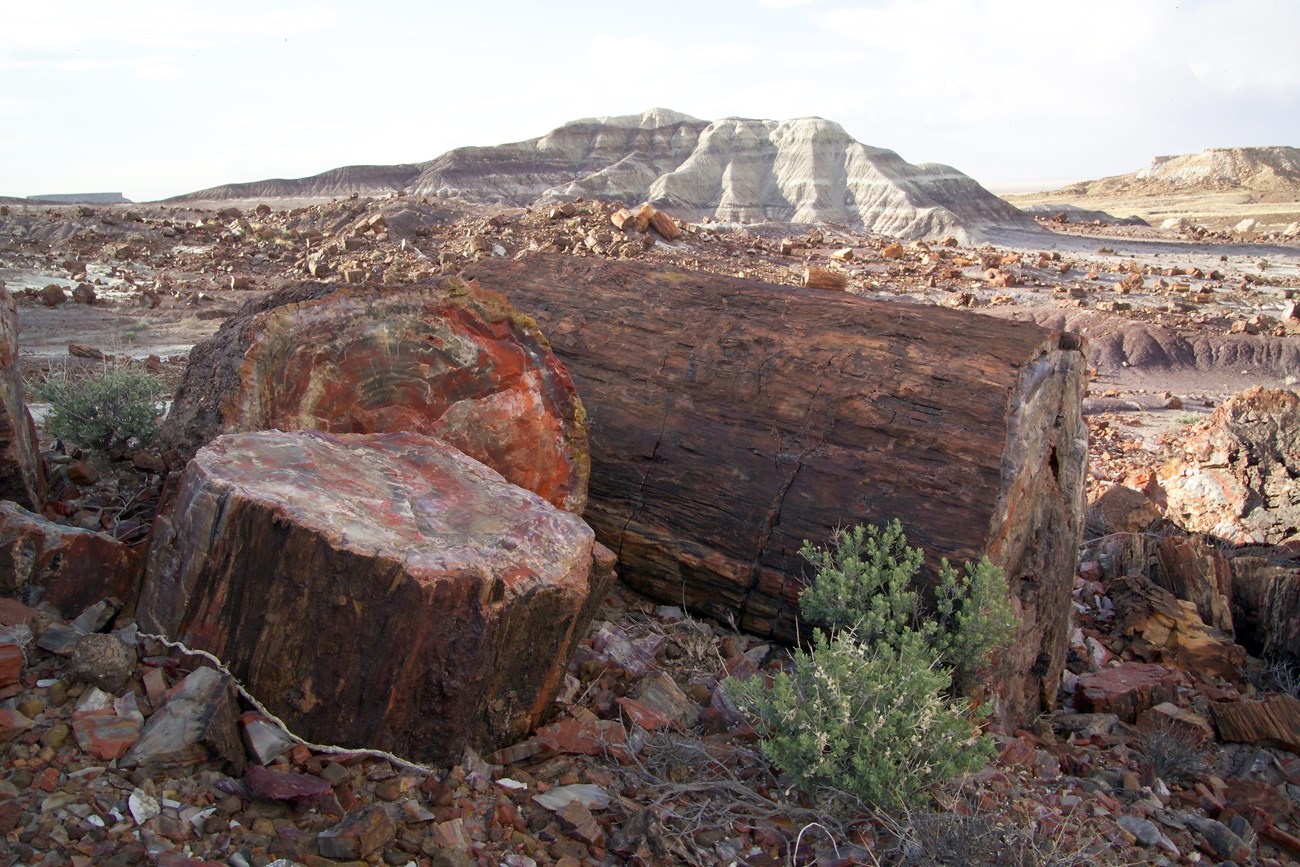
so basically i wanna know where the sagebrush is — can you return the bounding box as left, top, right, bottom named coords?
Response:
left=727, top=520, right=1016, bottom=810
left=33, top=366, right=165, bottom=452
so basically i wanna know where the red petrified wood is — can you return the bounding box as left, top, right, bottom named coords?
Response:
left=137, top=430, right=613, bottom=763
left=160, top=282, right=588, bottom=513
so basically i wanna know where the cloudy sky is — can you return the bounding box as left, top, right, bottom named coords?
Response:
left=3, top=0, right=1297, bottom=201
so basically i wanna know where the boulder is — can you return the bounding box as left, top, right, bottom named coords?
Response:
left=0, top=502, right=139, bottom=617
left=136, top=430, right=613, bottom=763
left=1158, top=387, right=1300, bottom=545
left=0, top=285, right=45, bottom=510
left=160, top=282, right=589, bottom=514
left=465, top=257, right=1090, bottom=725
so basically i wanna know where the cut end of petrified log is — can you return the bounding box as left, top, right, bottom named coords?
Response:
left=161, top=282, right=589, bottom=514
left=138, top=430, right=605, bottom=763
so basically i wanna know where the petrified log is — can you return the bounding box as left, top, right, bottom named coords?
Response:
left=1211, top=695, right=1300, bottom=754
left=1230, top=554, right=1300, bottom=661
left=136, top=430, right=612, bottom=763
left=159, top=282, right=588, bottom=513
left=0, top=502, right=140, bottom=617
left=1075, top=662, right=1180, bottom=723
left=464, top=257, right=1090, bottom=725
left=0, top=284, right=45, bottom=510
left=801, top=266, right=848, bottom=291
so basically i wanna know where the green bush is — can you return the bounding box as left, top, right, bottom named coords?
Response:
left=727, top=629, right=991, bottom=808
left=33, top=367, right=165, bottom=452
left=726, top=520, right=1016, bottom=809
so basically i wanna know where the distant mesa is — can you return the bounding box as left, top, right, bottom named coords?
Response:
left=1045, top=146, right=1300, bottom=198
left=169, top=109, right=1037, bottom=243
left=25, top=192, right=132, bottom=204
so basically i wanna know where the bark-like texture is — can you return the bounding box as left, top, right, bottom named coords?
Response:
left=160, top=282, right=588, bottom=513
left=137, top=430, right=610, bottom=764
left=464, top=257, right=1089, bottom=725
left=0, top=502, right=140, bottom=618
left=0, top=285, right=45, bottom=510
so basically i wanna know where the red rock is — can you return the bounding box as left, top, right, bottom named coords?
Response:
left=1137, top=702, right=1213, bottom=744
left=0, top=597, right=36, bottom=625
left=1231, top=555, right=1300, bottom=662
left=0, top=502, right=140, bottom=618
left=0, top=641, right=20, bottom=687
left=523, top=710, right=631, bottom=763
left=121, top=666, right=244, bottom=774
left=881, top=242, right=904, bottom=259
left=467, top=258, right=1089, bottom=727
left=1076, top=663, right=1180, bottom=723
left=317, top=805, right=397, bottom=860
left=244, top=764, right=332, bottom=806
left=137, top=430, right=611, bottom=764
left=71, top=707, right=141, bottom=760
left=615, top=696, right=675, bottom=731
left=0, top=705, right=33, bottom=741
left=160, top=281, right=589, bottom=513
left=0, top=285, right=45, bottom=509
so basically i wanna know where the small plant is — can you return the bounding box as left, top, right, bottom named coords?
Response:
left=1173, top=412, right=1200, bottom=426
left=727, top=521, right=1016, bottom=810
left=1137, top=720, right=1209, bottom=783
left=33, top=366, right=165, bottom=452
left=798, top=520, right=1017, bottom=693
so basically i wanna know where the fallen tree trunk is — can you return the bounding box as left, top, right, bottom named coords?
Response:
left=464, top=257, right=1089, bottom=725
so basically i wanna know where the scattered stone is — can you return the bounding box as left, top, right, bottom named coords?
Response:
left=121, top=666, right=245, bottom=774
left=243, top=764, right=332, bottom=806
left=38, top=284, right=67, bottom=306
left=69, top=632, right=136, bottom=694
left=317, top=804, right=397, bottom=860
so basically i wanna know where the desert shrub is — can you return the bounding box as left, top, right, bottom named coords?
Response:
left=798, top=520, right=1017, bottom=692
left=727, top=521, right=1016, bottom=810
left=728, top=630, right=991, bottom=809
left=33, top=366, right=164, bottom=452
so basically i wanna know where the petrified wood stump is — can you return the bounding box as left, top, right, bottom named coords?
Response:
left=464, top=257, right=1090, bottom=724
left=137, top=430, right=611, bottom=763
left=0, top=284, right=45, bottom=510
left=160, top=282, right=588, bottom=513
